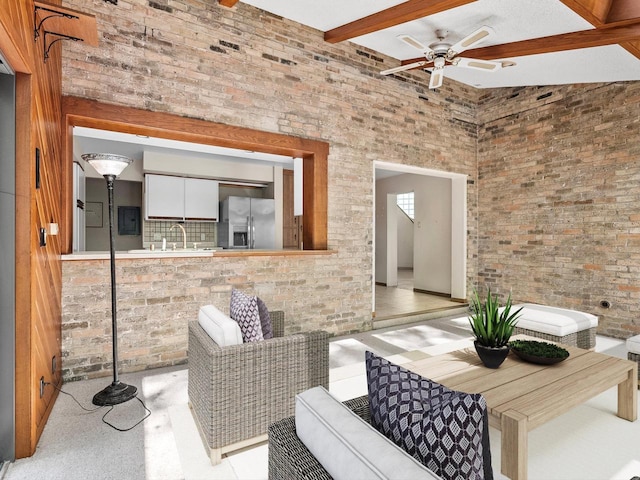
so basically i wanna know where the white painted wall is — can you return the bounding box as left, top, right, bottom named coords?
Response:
left=375, top=173, right=452, bottom=294
left=397, top=208, right=414, bottom=268
left=386, top=194, right=398, bottom=287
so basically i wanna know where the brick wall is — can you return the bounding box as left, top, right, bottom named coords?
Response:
left=62, top=253, right=349, bottom=380
left=477, top=82, right=640, bottom=338
left=60, top=0, right=479, bottom=379
left=60, top=1, right=640, bottom=381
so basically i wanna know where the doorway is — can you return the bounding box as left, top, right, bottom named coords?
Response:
left=0, top=50, right=16, bottom=464
left=373, top=161, right=467, bottom=325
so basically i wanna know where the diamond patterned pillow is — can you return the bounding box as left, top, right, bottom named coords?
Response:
left=365, top=351, right=493, bottom=480
left=256, top=297, right=273, bottom=339
left=230, top=289, right=264, bottom=343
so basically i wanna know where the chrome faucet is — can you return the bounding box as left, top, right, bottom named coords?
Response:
left=169, top=223, right=187, bottom=250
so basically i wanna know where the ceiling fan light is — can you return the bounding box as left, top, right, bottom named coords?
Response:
left=434, top=57, right=446, bottom=68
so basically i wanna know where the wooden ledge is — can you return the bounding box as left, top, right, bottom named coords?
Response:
left=34, top=1, right=98, bottom=47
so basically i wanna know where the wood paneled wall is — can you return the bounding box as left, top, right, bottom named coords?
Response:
left=0, top=0, right=63, bottom=458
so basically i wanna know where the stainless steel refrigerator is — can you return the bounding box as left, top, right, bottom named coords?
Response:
left=219, top=196, right=276, bottom=249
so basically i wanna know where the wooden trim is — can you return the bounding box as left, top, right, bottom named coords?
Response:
left=324, top=0, right=476, bottom=44
left=0, top=8, right=31, bottom=74
left=413, top=288, right=451, bottom=298
left=303, top=151, right=328, bottom=250
left=14, top=72, right=33, bottom=459
left=61, top=96, right=329, bottom=252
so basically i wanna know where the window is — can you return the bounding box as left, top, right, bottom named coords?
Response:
left=397, top=192, right=414, bottom=220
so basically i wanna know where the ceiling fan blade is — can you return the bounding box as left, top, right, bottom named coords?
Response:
left=454, top=57, right=502, bottom=71
left=449, top=25, right=495, bottom=55
left=398, top=34, right=434, bottom=56
left=429, top=68, right=444, bottom=89
left=381, top=61, right=429, bottom=75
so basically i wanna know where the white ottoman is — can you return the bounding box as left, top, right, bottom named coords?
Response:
left=627, top=335, right=640, bottom=386
left=511, top=303, right=598, bottom=349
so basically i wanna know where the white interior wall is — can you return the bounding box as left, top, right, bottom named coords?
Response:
left=397, top=208, right=414, bottom=268
left=386, top=194, right=398, bottom=287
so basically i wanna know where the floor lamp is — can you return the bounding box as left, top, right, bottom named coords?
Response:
left=82, top=153, right=137, bottom=406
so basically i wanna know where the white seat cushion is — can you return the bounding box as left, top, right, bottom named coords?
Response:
left=627, top=335, right=640, bottom=355
left=512, top=303, right=598, bottom=337
left=295, top=386, right=441, bottom=480
left=198, top=304, right=243, bottom=347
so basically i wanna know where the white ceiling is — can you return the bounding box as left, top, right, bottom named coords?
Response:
left=242, top=0, right=640, bottom=89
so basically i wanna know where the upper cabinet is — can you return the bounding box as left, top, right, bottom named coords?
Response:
left=145, top=174, right=218, bottom=221
left=184, top=177, right=219, bottom=221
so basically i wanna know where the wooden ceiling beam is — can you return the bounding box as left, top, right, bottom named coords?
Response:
left=606, top=0, right=640, bottom=25
left=621, top=39, right=640, bottom=60
left=324, top=0, right=476, bottom=44
left=560, top=0, right=640, bottom=27
left=559, top=0, right=612, bottom=27
left=218, top=0, right=239, bottom=7
left=400, top=22, right=640, bottom=63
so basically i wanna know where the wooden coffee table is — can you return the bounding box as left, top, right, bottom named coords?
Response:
left=403, top=336, right=637, bottom=480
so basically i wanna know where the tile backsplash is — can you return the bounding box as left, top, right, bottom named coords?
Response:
left=143, top=221, right=217, bottom=249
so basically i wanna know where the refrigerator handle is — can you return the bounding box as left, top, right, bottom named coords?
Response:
left=247, top=216, right=251, bottom=248
left=251, top=216, right=255, bottom=248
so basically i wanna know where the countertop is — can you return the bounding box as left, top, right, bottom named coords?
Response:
left=61, top=248, right=336, bottom=261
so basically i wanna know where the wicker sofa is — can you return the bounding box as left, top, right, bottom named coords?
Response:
left=269, top=395, right=371, bottom=479
left=269, top=394, right=444, bottom=479
left=188, top=310, right=329, bottom=465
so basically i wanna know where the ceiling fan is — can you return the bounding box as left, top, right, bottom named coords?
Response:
left=380, top=26, right=505, bottom=89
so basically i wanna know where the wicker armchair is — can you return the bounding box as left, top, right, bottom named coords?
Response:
left=188, top=311, right=329, bottom=465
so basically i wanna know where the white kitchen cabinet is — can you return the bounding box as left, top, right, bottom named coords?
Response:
left=185, top=177, right=219, bottom=221
left=145, top=174, right=218, bottom=221
left=145, top=174, right=185, bottom=220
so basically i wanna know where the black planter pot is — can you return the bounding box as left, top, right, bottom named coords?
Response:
left=474, top=341, right=510, bottom=369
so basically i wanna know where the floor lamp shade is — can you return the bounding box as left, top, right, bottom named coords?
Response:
left=83, top=153, right=132, bottom=177
left=81, top=153, right=137, bottom=406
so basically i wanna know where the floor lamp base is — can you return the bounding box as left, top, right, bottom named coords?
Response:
left=92, top=381, right=138, bottom=406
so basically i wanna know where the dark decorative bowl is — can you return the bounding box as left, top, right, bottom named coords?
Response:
left=509, top=340, right=570, bottom=365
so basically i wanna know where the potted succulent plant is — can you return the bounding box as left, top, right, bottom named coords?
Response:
left=468, top=288, right=522, bottom=368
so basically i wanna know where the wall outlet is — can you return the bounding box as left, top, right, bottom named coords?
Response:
left=39, top=376, right=45, bottom=398
left=154, top=233, right=161, bottom=241
left=201, top=233, right=206, bottom=241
